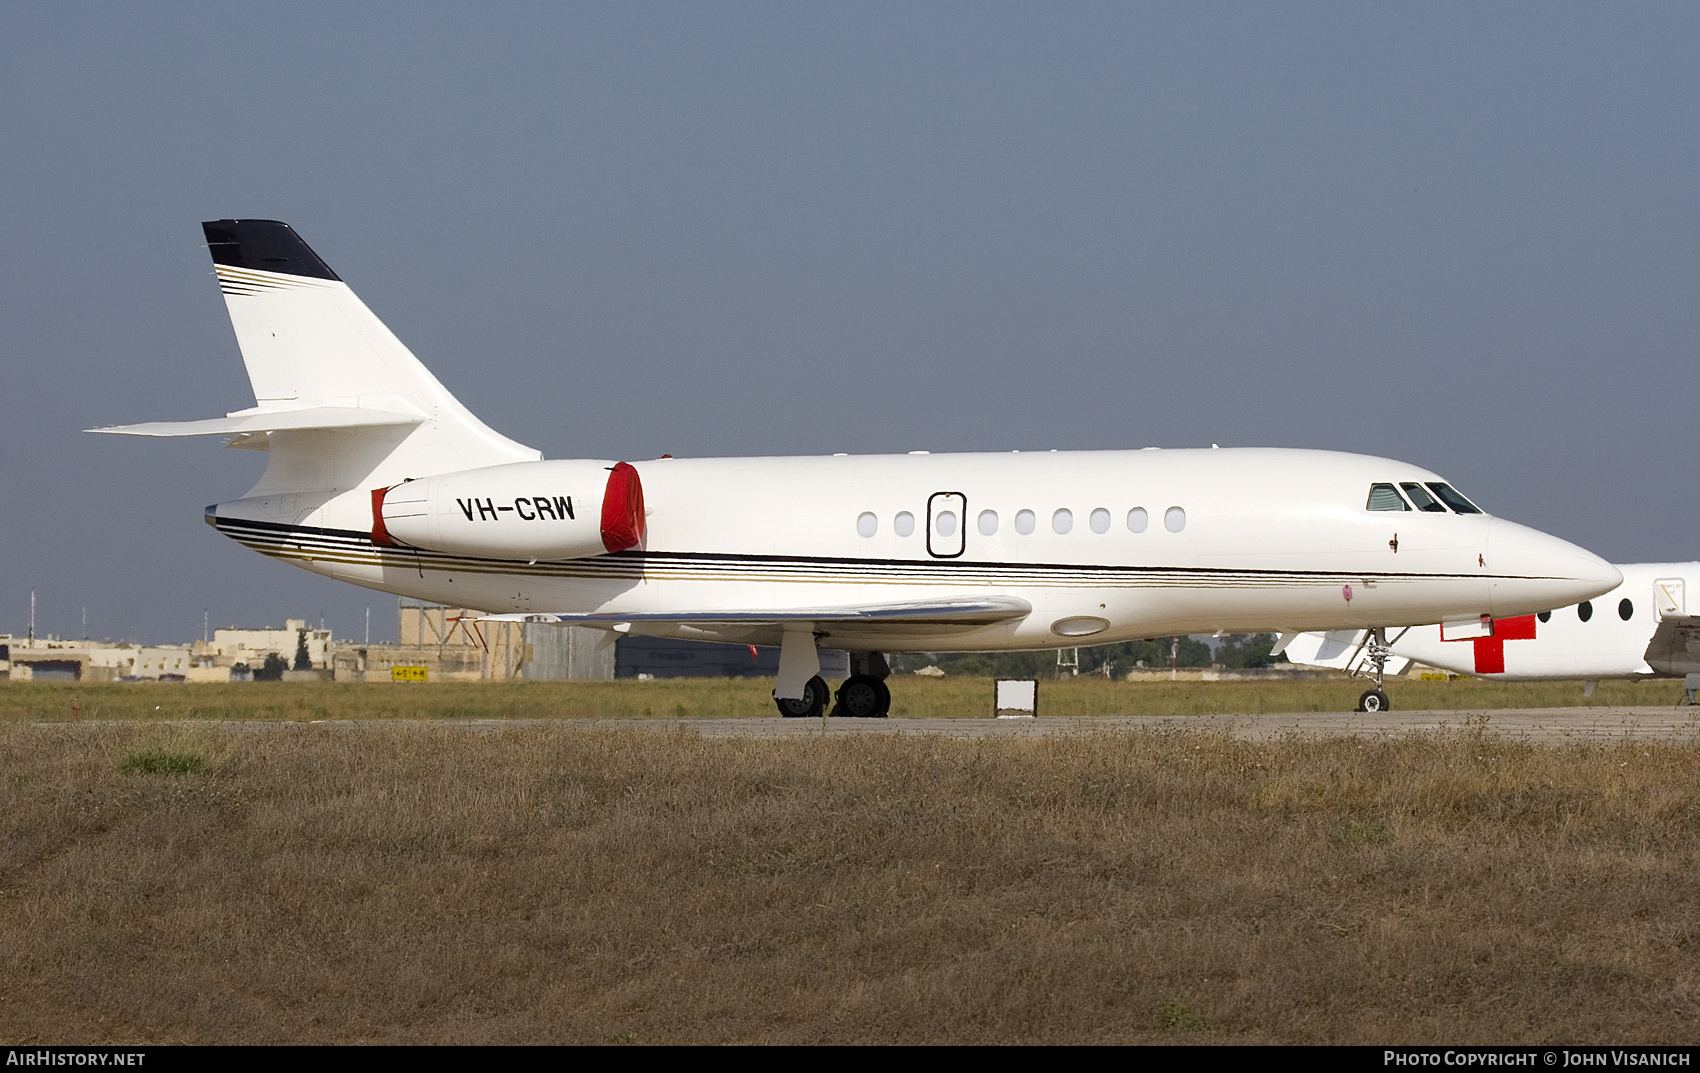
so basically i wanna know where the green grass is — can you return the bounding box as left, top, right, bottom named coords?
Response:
left=1159, top=998, right=1209, bottom=1033
left=118, top=751, right=210, bottom=776
left=0, top=674, right=1684, bottom=723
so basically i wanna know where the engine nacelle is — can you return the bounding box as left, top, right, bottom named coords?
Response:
left=374, top=459, right=646, bottom=559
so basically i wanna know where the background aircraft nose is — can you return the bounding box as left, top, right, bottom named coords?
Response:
left=1487, top=518, right=1622, bottom=618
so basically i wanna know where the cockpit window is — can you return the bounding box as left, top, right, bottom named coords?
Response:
left=1400, top=482, right=1447, bottom=513
left=1426, top=482, right=1483, bottom=514
left=1366, top=483, right=1410, bottom=511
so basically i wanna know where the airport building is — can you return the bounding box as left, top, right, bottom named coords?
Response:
left=0, top=636, right=225, bottom=682
left=2, top=603, right=844, bottom=683
left=204, top=619, right=333, bottom=671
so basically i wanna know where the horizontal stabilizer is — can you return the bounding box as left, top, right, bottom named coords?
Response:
left=88, top=404, right=426, bottom=438
left=480, top=595, right=1033, bottom=628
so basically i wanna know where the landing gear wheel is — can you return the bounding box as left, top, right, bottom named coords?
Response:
left=775, top=675, right=830, bottom=718
left=1357, top=689, right=1391, bottom=713
left=833, top=674, right=892, bottom=718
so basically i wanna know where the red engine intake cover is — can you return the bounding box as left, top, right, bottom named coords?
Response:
left=370, top=486, right=394, bottom=547
left=600, top=462, right=646, bottom=553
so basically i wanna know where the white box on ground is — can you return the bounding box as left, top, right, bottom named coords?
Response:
left=995, top=678, right=1038, bottom=718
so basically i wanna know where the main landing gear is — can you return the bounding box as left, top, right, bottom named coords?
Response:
left=1355, top=627, right=1393, bottom=713
left=775, top=675, right=832, bottom=718
left=774, top=652, right=893, bottom=718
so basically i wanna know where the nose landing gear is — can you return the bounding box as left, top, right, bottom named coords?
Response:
left=1354, top=627, right=1394, bottom=713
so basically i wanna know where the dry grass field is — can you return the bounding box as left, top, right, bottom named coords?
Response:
left=0, top=673, right=1686, bottom=723
left=1, top=697, right=1697, bottom=1043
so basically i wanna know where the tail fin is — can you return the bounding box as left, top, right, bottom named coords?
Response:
left=93, top=220, right=539, bottom=495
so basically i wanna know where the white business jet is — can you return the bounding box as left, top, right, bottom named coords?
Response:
left=1285, top=563, right=1700, bottom=696
left=90, top=221, right=1620, bottom=717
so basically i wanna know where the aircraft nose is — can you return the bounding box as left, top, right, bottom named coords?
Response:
left=1487, top=518, right=1622, bottom=618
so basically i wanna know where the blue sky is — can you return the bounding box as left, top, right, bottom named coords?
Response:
left=2, top=3, right=1696, bottom=643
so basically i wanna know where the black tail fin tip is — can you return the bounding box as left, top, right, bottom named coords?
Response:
left=201, top=220, right=341, bottom=281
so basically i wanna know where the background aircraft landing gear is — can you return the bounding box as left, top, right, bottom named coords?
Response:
left=775, top=675, right=830, bottom=718
left=833, top=675, right=892, bottom=718
left=1353, top=627, right=1395, bottom=712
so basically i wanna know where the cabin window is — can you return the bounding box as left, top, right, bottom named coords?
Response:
left=894, top=512, right=915, bottom=537
left=978, top=510, right=999, bottom=536
left=1619, top=598, right=1634, bottom=620
left=857, top=512, right=877, bottom=538
left=1400, top=482, right=1446, bottom=513
left=1089, top=508, right=1111, bottom=534
left=1366, top=484, right=1410, bottom=511
left=1053, top=508, right=1073, bottom=534
left=1538, top=611, right=1551, bottom=623
left=1127, top=507, right=1148, bottom=533
left=1015, top=509, right=1036, bottom=535
left=1165, top=506, right=1186, bottom=533
left=1578, top=600, right=1593, bottom=622
left=1426, top=482, right=1483, bottom=514
left=935, top=511, right=958, bottom=538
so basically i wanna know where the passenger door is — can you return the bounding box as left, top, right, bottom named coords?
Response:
left=927, top=492, right=967, bottom=558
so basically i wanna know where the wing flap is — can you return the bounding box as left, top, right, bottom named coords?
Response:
left=480, top=595, right=1033, bottom=628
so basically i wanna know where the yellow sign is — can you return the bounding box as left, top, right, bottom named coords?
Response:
left=392, top=666, right=428, bottom=682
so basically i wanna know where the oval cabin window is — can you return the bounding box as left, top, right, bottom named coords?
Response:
left=1127, top=507, right=1148, bottom=533
left=1619, top=598, right=1634, bottom=621
left=894, top=512, right=915, bottom=538
left=935, top=511, right=957, bottom=537
left=1053, top=509, right=1073, bottom=534
left=1015, top=509, right=1036, bottom=535
left=1165, top=506, right=1186, bottom=533
left=857, top=512, right=877, bottom=538
left=1089, top=508, right=1111, bottom=534
left=978, top=510, right=999, bottom=536
left=1578, top=600, right=1593, bottom=622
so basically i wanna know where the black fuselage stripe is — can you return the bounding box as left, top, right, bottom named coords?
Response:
left=211, top=518, right=1534, bottom=585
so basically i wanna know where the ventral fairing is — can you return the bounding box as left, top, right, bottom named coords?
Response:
left=90, top=220, right=1621, bottom=716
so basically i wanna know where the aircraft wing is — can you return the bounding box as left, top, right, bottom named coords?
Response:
left=479, top=595, right=1033, bottom=628
left=1643, top=615, right=1700, bottom=676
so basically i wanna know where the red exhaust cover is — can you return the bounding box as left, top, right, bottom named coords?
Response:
left=600, top=462, right=646, bottom=553
left=370, top=487, right=394, bottom=546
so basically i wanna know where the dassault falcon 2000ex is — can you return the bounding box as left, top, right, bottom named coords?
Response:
left=91, top=220, right=1621, bottom=716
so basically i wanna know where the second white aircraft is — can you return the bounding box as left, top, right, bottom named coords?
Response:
left=1286, top=563, right=1700, bottom=693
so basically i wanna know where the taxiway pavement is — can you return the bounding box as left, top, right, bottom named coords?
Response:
left=140, top=706, right=1700, bottom=742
